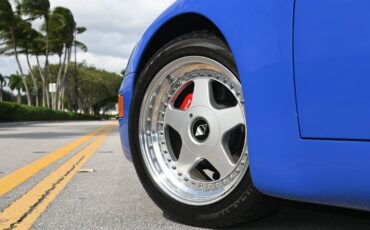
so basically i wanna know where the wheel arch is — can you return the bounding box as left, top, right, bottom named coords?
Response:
left=129, top=13, right=231, bottom=81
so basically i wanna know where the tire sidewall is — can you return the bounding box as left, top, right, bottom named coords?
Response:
left=129, top=32, right=260, bottom=226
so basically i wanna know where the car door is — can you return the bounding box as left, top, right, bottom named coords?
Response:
left=294, top=0, right=370, bottom=140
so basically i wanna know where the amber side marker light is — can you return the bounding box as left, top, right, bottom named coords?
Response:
left=118, top=95, right=124, bottom=118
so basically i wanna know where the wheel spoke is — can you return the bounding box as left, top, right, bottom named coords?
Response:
left=176, top=146, right=198, bottom=174
left=191, top=78, right=212, bottom=107
left=217, top=106, right=244, bottom=134
left=164, top=106, right=186, bottom=132
left=206, top=144, right=235, bottom=178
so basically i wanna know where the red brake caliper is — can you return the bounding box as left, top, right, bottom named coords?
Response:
left=179, top=93, right=193, bottom=110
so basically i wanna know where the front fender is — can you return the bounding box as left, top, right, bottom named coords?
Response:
left=119, top=0, right=341, bottom=209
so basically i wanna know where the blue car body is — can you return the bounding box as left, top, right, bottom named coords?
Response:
left=119, top=0, right=370, bottom=211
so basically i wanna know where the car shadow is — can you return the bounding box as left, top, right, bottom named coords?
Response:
left=163, top=200, right=370, bottom=229
left=233, top=200, right=370, bottom=230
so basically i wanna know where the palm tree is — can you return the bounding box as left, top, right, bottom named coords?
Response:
left=29, top=32, right=48, bottom=106
left=1, top=20, right=40, bottom=106
left=0, top=73, right=6, bottom=102
left=47, top=6, right=71, bottom=109
left=45, top=7, right=87, bottom=110
left=21, top=0, right=51, bottom=107
left=61, top=31, right=87, bottom=110
left=21, top=26, right=41, bottom=106
left=0, top=0, right=32, bottom=105
left=71, top=26, right=87, bottom=111
left=8, top=73, right=24, bottom=104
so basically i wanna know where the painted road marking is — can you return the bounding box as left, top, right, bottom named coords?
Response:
left=0, top=125, right=114, bottom=229
left=0, top=126, right=105, bottom=197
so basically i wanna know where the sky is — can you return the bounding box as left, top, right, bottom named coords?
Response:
left=0, top=0, right=175, bottom=76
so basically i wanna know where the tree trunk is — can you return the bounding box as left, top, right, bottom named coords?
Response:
left=59, top=47, right=71, bottom=110
left=60, top=83, right=65, bottom=110
left=56, top=49, right=67, bottom=110
left=26, top=51, right=39, bottom=106
left=72, top=35, right=78, bottom=112
left=11, top=32, right=31, bottom=105
left=36, top=56, right=47, bottom=107
left=17, top=90, right=21, bottom=104
left=54, top=56, right=61, bottom=109
left=44, top=17, right=50, bottom=108
left=55, top=55, right=61, bottom=109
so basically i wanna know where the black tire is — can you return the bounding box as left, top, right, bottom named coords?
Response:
left=129, top=31, right=281, bottom=228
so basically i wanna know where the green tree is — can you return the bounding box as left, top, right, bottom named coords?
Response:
left=30, top=63, right=121, bottom=114
left=1, top=20, right=41, bottom=106
left=21, top=26, right=42, bottom=106
left=8, top=73, right=24, bottom=104
left=28, top=30, right=48, bottom=106
left=40, top=7, right=87, bottom=110
left=50, top=7, right=87, bottom=110
left=76, top=64, right=121, bottom=115
left=71, top=26, right=87, bottom=112
left=21, top=0, right=51, bottom=107
left=0, top=0, right=32, bottom=105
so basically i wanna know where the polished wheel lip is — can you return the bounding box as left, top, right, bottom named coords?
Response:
left=139, top=56, right=248, bottom=206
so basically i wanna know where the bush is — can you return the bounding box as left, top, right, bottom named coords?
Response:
left=0, top=101, right=100, bottom=122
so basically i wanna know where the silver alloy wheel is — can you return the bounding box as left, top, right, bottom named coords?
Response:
left=139, top=56, right=248, bottom=206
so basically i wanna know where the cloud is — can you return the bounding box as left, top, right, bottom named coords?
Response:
left=77, top=52, right=128, bottom=73
left=0, top=0, right=174, bottom=76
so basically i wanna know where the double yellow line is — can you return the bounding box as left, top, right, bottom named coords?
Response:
left=0, top=124, right=115, bottom=229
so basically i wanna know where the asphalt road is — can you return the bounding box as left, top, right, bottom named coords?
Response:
left=1, top=121, right=370, bottom=229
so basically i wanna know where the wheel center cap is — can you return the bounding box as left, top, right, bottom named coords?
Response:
left=191, top=118, right=210, bottom=142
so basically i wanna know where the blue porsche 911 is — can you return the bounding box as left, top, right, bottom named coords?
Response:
left=118, top=0, right=370, bottom=227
